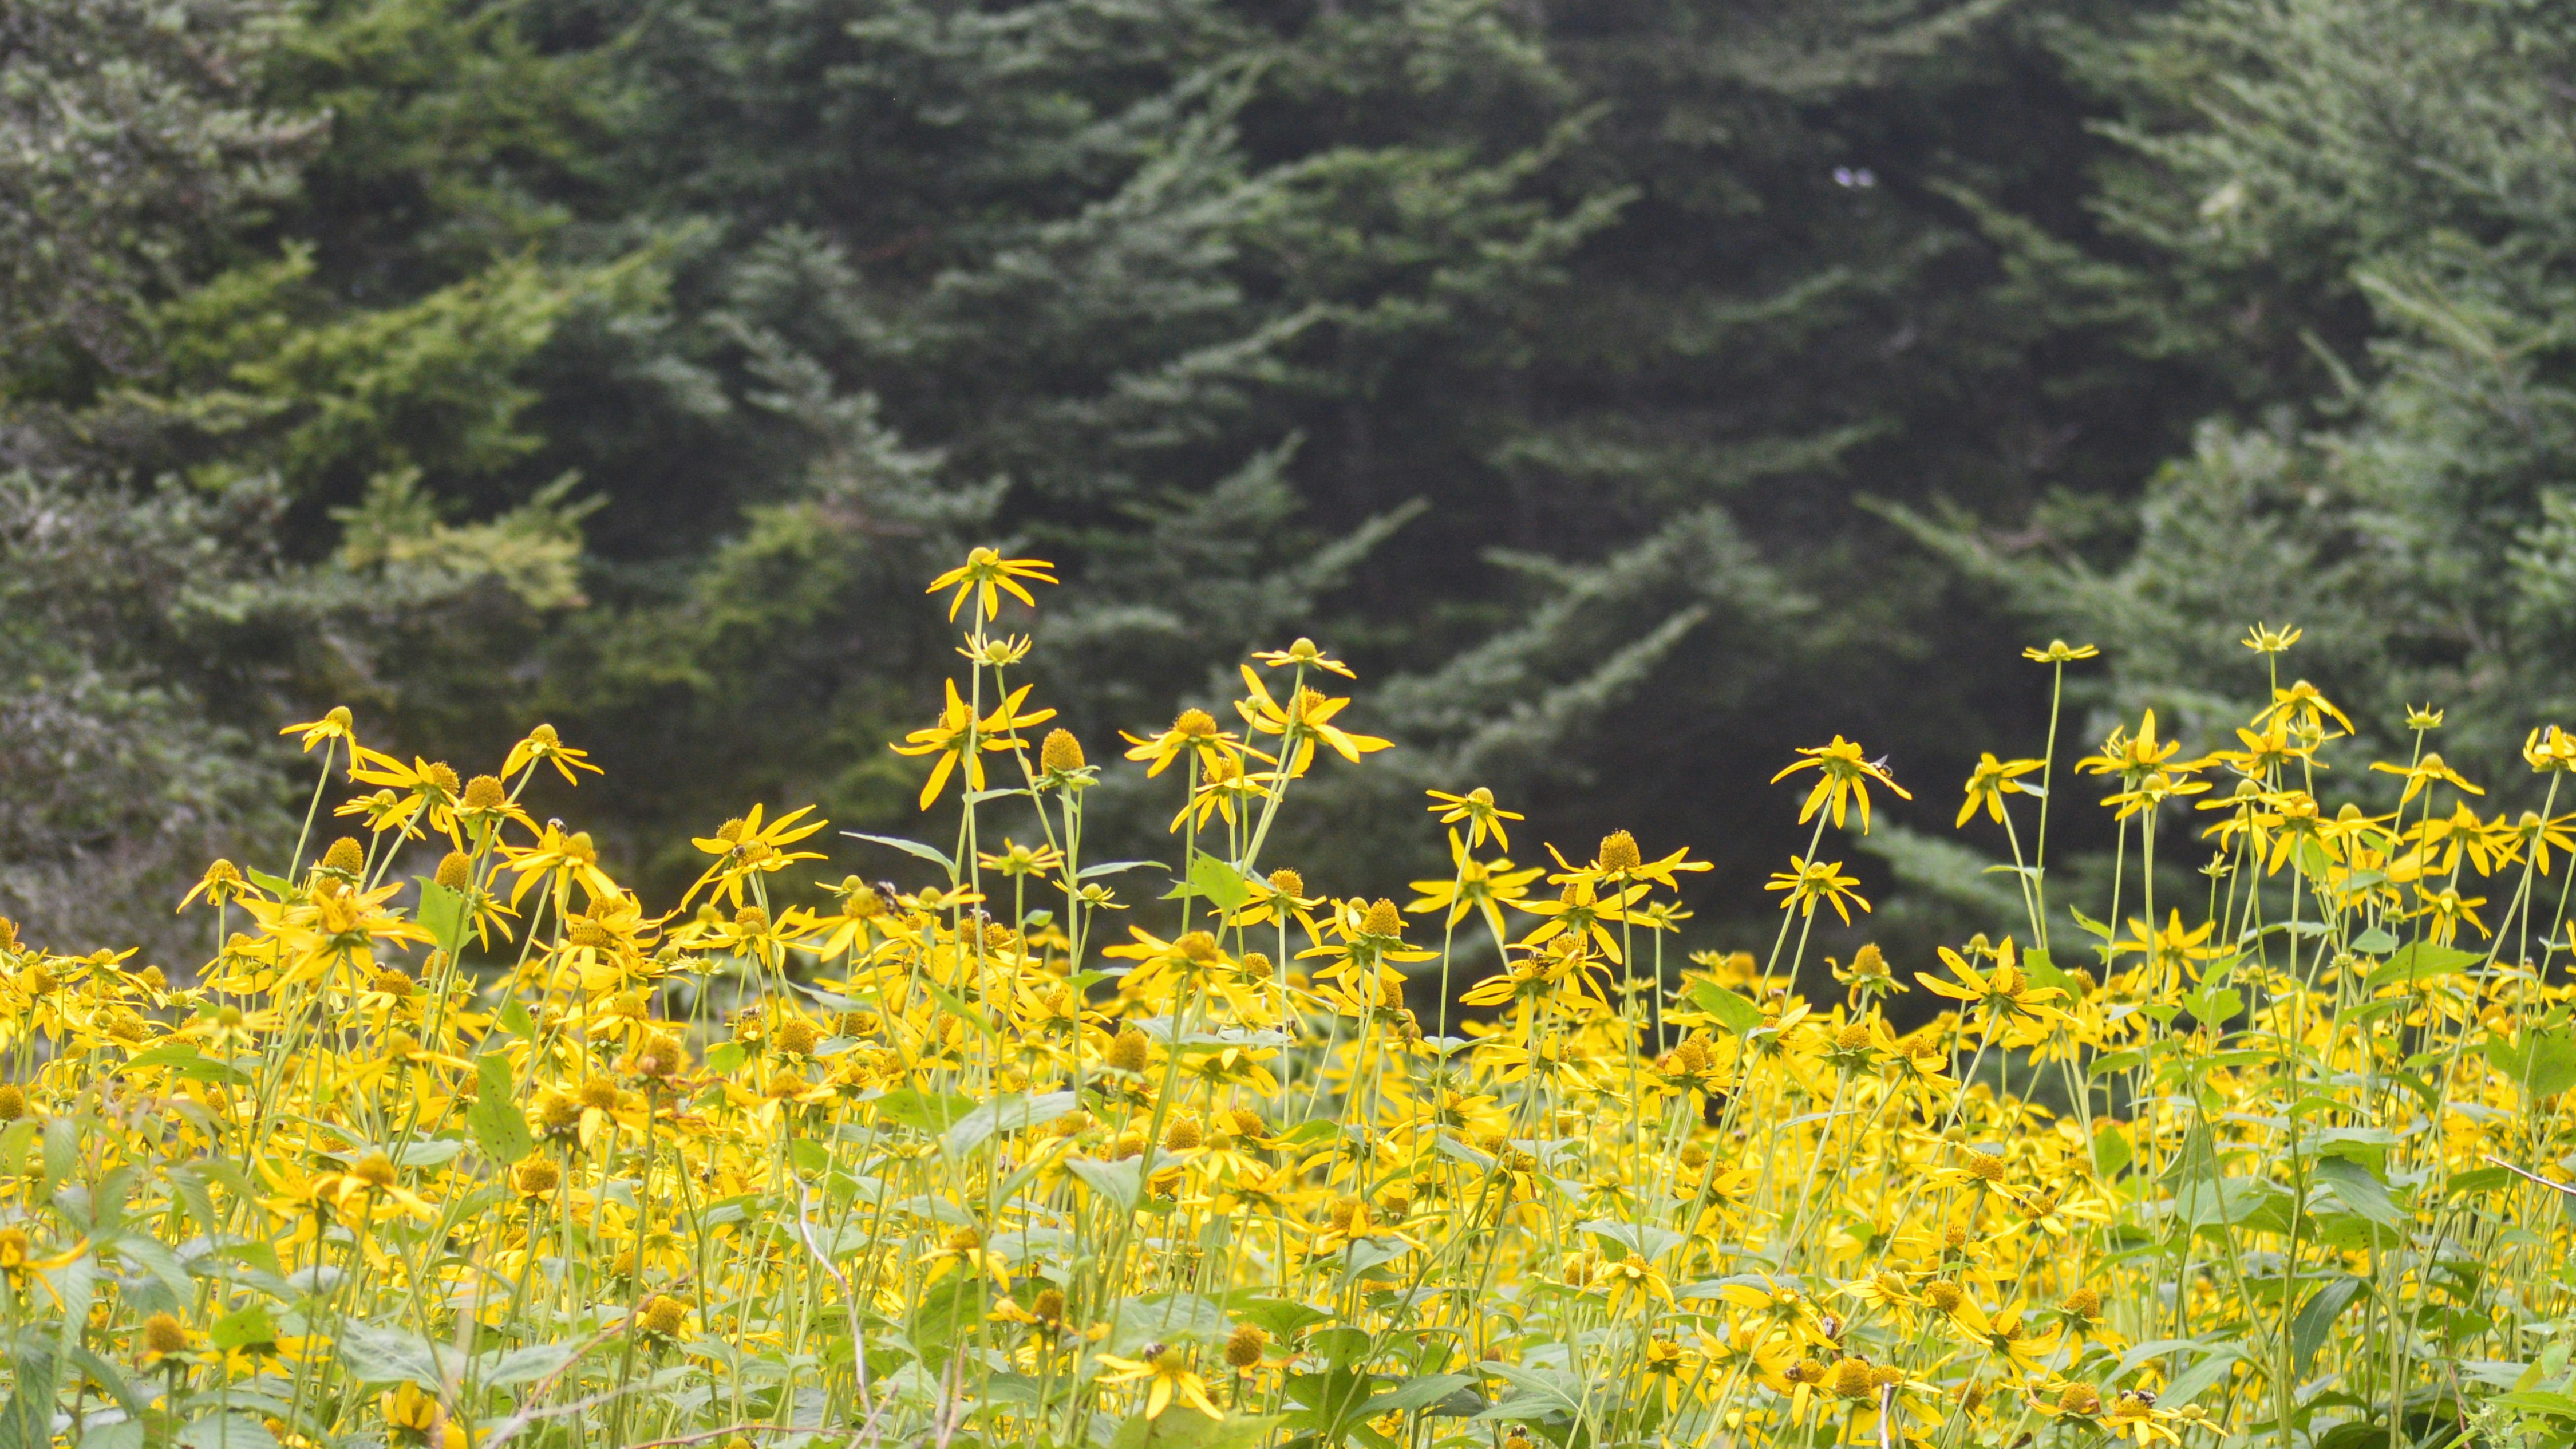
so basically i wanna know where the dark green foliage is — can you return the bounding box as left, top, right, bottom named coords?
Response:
left=25, top=0, right=2542, bottom=966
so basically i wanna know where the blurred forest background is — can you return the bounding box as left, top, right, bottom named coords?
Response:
left=11, top=0, right=2573, bottom=970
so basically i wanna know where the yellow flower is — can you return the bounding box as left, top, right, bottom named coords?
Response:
left=2369, top=751, right=2483, bottom=803
left=1095, top=1346, right=1222, bottom=1420
left=1770, top=736, right=1910, bottom=831
left=1406, top=831, right=1543, bottom=942
left=1764, top=856, right=1870, bottom=923
left=2239, top=621, right=2302, bottom=655
left=926, top=547, right=1057, bottom=621
left=1234, top=666, right=1391, bottom=776
left=503, top=722, right=602, bottom=785
left=1249, top=637, right=1356, bottom=678
left=1956, top=753, right=2044, bottom=827
left=2022, top=639, right=2099, bottom=662
left=1425, top=786, right=1522, bottom=851
left=893, top=680, right=1058, bottom=810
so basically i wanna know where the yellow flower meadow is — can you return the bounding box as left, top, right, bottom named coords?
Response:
left=3, top=566, right=2573, bottom=1449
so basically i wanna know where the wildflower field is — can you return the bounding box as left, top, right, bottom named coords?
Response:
left=6, top=552, right=2576, bottom=1449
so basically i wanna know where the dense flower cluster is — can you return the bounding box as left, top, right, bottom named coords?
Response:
left=2, top=567, right=2573, bottom=1449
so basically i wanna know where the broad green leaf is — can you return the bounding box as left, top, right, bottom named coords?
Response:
left=2020, top=949, right=2076, bottom=996
left=2484, top=1028, right=2576, bottom=1100
left=499, top=998, right=538, bottom=1040
left=115, top=1044, right=253, bottom=1085
left=1475, top=1361, right=1587, bottom=1422
left=177, top=1416, right=280, bottom=1449
left=1067, top=1156, right=1143, bottom=1212
left=1688, top=982, right=1764, bottom=1035
left=1187, top=854, right=1253, bottom=912
left=2091, top=1122, right=2133, bottom=1179
left=479, top=1340, right=581, bottom=1385
left=1364, top=1374, right=1479, bottom=1416
left=210, top=1305, right=276, bottom=1352
left=334, top=1322, right=447, bottom=1384
left=415, top=877, right=465, bottom=949
left=2180, top=984, right=2243, bottom=1030
left=871, top=1089, right=978, bottom=1134
left=0, top=1338, right=57, bottom=1449
left=468, top=1052, right=531, bottom=1165
left=2365, top=940, right=2482, bottom=988
left=2313, top=1157, right=2406, bottom=1229
left=1113, top=1412, right=1282, bottom=1449
left=2290, top=1276, right=2365, bottom=1377
left=945, top=1091, right=1082, bottom=1159
left=2163, top=1347, right=2239, bottom=1407
left=1237, top=1298, right=1334, bottom=1344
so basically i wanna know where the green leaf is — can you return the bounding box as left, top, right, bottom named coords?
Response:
left=1688, top=982, right=1764, bottom=1035
left=2091, top=1122, right=2133, bottom=1179
left=2351, top=927, right=2399, bottom=954
left=2495, top=1390, right=2576, bottom=1418
left=1475, top=1361, right=1586, bottom=1423
left=2163, top=1347, right=2239, bottom=1407
left=0, top=1337, right=57, bottom=1449
left=468, top=1053, right=531, bottom=1165
left=415, top=877, right=465, bottom=950
left=2312, top=1157, right=2406, bottom=1229
left=2290, top=1276, right=2365, bottom=1377
left=2484, top=1028, right=2576, bottom=1100
left=1364, top=1374, right=1479, bottom=1416
left=2020, top=949, right=2076, bottom=996
left=498, top=998, right=538, bottom=1040
left=210, top=1305, right=276, bottom=1352
left=114, top=1044, right=253, bottom=1085
left=1186, top=855, right=1253, bottom=912
left=945, top=1091, right=1081, bottom=1159
left=1078, top=860, right=1167, bottom=881
left=1067, top=1156, right=1143, bottom=1212
left=479, top=1340, right=581, bottom=1386
left=2365, top=940, right=2482, bottom=988
left=843, top=832, right=957, bottom=879
left=871, top=1089, right=978, bottom=1134
left=333, top=1323, right=447, bottom=1384
left=2180, top=984, right=2243, bottom=1030
left=1112, top=1413, right=1282, bottom=1449
left=1236, top=1298, right=1333, bottom=1344
left=910, top=1274, right=986, bottom=1361
left=176, top=1416, right=280, bottom=1449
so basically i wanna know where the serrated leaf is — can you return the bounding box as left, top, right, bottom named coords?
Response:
left=0, top=1337, right=57, bottom=1449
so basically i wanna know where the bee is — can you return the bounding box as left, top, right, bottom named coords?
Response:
left=1867, top=754, right=1898, bottom=784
